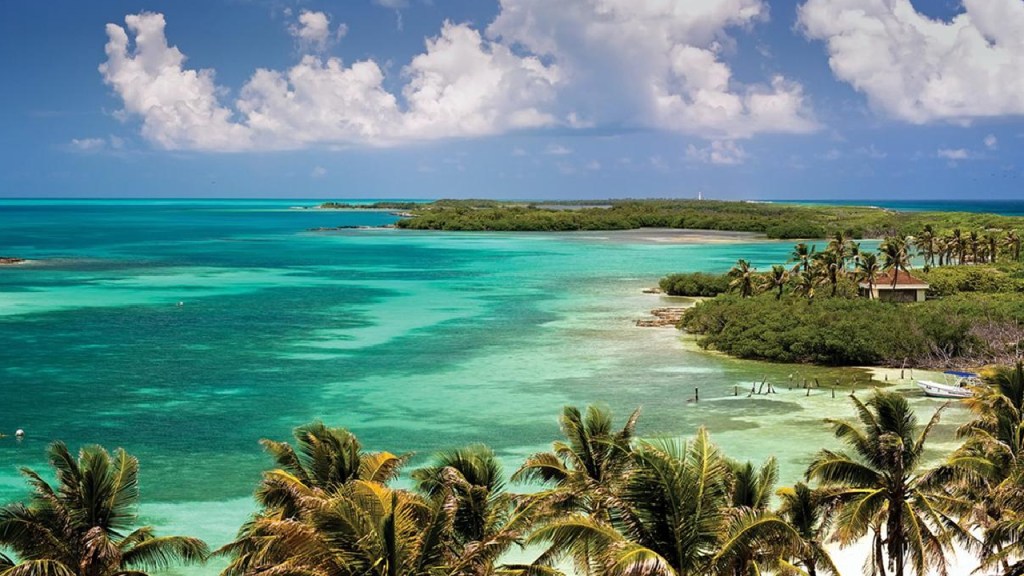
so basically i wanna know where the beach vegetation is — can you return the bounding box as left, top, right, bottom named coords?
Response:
left=7, top=378, right=1024, bottom=576
left=806, top=391, right=965, bottom=576
left=386, top=199, right=1024, bottom=240
left=0, top=443, right=208, bottom=576
left=659, top=272, right=731, bottom=297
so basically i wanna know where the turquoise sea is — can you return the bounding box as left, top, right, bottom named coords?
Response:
left=0, top=200, right=964, bottom=556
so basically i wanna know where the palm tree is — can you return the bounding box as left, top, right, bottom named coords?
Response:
left=528, top=430, right=798, bottom=576
left=915, top=226, right=937, bottom=267
left=985, top=232, right=1000, bottom=264
left=970, top=230, right=981, bottom=264
left=790, top=243, right=815, bottom=274
left=776, top=483, right=839, bottom=576
left=514, top=405, right=639, bottom=521
left=813, top=250, right=843, bottom=297
left=219, top=423, right=410, bottom=576
left=412, top=444, right=542, bottom=576
left=856, top=253, right=883, bottom=300
left=1002, top=230, right=1021, bottom=262
left=766, top=265, right=789, bottom=300
left=806, top=391, right=965, bottom=576
left=951, top=228, right=966, bottom=265
left=793, top=269, right=818, bottom=302
left=222, top=481, right=456, bottom=576
left=827, top=231, right=855, bottom=270
left=879, top=235, right=912, bottom=289
left=728, top=259, right=759, bottom=298
left=948, top=363, right=1024, bottom=574
left=718, top=457, right=799, bottom=576
left=0, top=442, right=208, bottom=576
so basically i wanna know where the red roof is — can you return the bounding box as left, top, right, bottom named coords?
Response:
left=860, top=270, right=929, bottom=289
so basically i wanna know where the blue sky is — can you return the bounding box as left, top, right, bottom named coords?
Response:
left=2, top=0, right=1023, bottom=200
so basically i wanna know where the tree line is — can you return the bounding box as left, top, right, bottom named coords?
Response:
left=3, top=364, right=1024, bottom=576
left=390, top=200, right=1024, bottom=241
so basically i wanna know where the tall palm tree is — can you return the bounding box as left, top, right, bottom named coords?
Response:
left=728, top=259, right=759, bottom=298
left=806, top=391, right=965, bottom=576
left=856, top=253, right=883, bottom=300
left=985, top=232, right=1000, bottom=264
left=827, top=231, right=854, bottom=270
left=790, top=243, right=815, bottom=274
left=879, top=236, right=912, bottom=289
left=222, top=481, right=456, bottom=576
left=718, top=457, right=797, bottom=576
left=970, top=230, right=981, bottom=264
left=412, top=444, right=543, bottom=576
left=220, top=423, right=410, bottom=576
left=776, top=483, right=839, bottom=576
left=793, top=269, right=818, bottom=302
left=951, top=228, right=966, bottom=265
left=766, top=265, right=789, bottom=300
left=0, top=443, right=208, bottom=576
left=254, top=421, right=409, bottom=515
left=1002, top=230, right=1021, bottom=262
left=528, top=431, right=798, bottom=576
left=947, top=363, right=1024, bottom=574
left=915, top=226, right=937, bottom=267
left=514, top=405, right=639, bottom=522
left=813, top=250, right=843, bottom=297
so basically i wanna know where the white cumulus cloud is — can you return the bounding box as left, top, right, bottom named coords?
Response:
left=686, top=140, right=748, bottom=165
left=289, top=11, right=345, bottom=53
left=488, top=0, right=817, bottom=138
left=984, top=134, right=999, bottom=150
left=799, top=0, right=1024, bottom=123
left=70, top=138, right=107, bottom=151
left=101, top=3, right=814, bottom=152
left=937, top=148, right=971, bottom=160
left=101, top=13, right=559, bottom=150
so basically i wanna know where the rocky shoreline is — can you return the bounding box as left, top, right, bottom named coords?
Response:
left=0, top=256, right=27, bottom=266
left=635, top=307, right=687, bottom=328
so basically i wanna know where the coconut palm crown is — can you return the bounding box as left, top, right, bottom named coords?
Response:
left=0, top=442, right=208, bottom=576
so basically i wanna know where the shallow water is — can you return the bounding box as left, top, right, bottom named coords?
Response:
left=0, top=200, right=964, bottom=553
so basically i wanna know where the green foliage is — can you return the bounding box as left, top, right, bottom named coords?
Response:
left=659, top=272, right=731, bottom=296
left=921, top=265, right=1024, bottom=296
left=0, top=443, right=209, bottom=576
left=681, top=292, right=1024, bottom=366
left=389, top=199, right=1024, bottom=239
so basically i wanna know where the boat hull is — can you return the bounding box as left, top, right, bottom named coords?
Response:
left=917, top=380, right=973, bottom=399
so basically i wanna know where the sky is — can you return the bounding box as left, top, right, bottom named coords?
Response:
left=2, top=0, right=1024, bottom=200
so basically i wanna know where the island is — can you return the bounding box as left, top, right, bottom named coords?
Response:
left=0, top=256, right=27, bottom=265
left=661, top=229, right=1024, bottom=369
left=318, top=198, right=1024, bottom=240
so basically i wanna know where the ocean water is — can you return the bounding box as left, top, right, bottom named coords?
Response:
left=0, top=200, right=964, bottom=555
left=783, top=199, right=1024, bottom=216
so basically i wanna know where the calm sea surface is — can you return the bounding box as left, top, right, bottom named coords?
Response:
left=0, top=200, right=964, bottom=554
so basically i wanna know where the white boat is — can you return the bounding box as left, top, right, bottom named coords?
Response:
left=916, top=371, right=981, bottom=399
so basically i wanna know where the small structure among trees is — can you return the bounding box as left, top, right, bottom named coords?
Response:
left=859, top=270, right=929, bottom=302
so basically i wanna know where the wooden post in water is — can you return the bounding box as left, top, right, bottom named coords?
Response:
left=832, top=387, right=836, bottom=398
left=734, top=385, right=738, bottom=397
left=695, top=388, right=699, bottom=402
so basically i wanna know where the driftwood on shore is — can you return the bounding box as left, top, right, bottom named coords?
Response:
left=636, top=307, right=687, bottom=327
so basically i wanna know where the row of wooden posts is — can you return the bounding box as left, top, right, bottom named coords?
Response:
left=690, top=370, right=914, bottom=403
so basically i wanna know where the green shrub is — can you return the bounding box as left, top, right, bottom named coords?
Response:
left=680, top=292, right=1024, bottom=366
left=659, top=273, right=731, bottom=297
left=921, top=266, right=1022, bottom=296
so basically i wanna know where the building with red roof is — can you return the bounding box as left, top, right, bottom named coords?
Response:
left=858, top=270, right=929, bottom=302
